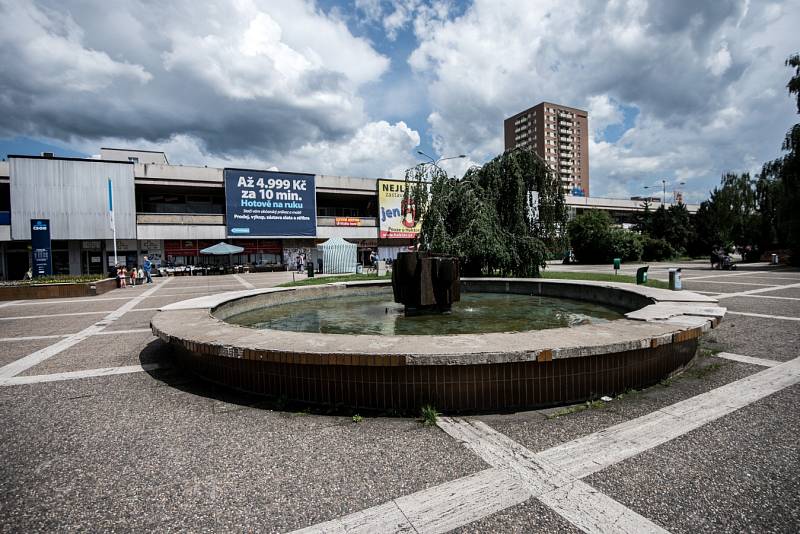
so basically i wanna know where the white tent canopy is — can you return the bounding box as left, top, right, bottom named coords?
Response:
left=319, top=237, right=357, bottom=274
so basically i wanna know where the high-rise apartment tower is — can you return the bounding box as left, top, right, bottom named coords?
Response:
left=503, top=102, right=589, bottom=196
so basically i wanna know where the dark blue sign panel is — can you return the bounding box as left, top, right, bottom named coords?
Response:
left=224, top=169, right=316, bottom=237
left=30, top=218, right=52, bottom=277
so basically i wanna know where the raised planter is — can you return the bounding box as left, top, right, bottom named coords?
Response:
left=0, top=277, right=117, bottom=301
left=151, top=278, right=725, bottom=413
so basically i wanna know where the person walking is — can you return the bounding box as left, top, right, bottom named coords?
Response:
left=143, top=255, right=153, bottom=284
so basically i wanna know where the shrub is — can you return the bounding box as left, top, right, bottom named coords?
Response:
left=567, top=211, right=612, bottom=263
left=608, top=228, right=643, bottom=262
left=568, top=211, right=642, bottom=263
left=642, top=237, right=677, bottom=261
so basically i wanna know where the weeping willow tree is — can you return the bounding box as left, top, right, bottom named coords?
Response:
left=404, top=147, right=567, bottom=277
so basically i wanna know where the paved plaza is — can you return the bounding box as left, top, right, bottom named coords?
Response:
left=1, top=263, right=799, bottom=532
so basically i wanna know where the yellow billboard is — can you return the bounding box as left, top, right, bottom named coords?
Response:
left=378, top=179, right=423, bottom=239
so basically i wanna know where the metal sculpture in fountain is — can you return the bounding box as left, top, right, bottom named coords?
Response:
left=391, top=251, right=460, bottom=315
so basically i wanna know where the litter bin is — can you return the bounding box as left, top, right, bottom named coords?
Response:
left=771, top=254, right=779, bottom=265
left=636, top=266, right=649, bottom=285
left=668, top=268, right=682, bottom=290
left=356, top=263, right=363, bottom=274
left=306, top=261, right=315, bottom=278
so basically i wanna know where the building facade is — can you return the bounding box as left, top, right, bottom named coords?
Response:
left=0, top=149, right=695, bottom=281
left=504, top=102, right=589, bottom=196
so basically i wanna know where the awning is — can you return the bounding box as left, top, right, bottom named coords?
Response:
left=200, top=242, right=245, bottom=255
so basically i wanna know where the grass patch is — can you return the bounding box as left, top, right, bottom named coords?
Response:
left=685, top=362, right=724, bottom=379
left=352, top=414, right=363, bottom=423
left=540, top=270, right=669, bottom=289
left=278, top=273, right=391, bottom=287
left=547, top=398, right=607, bottom=419
left=420, top=404, right=440, bottom=426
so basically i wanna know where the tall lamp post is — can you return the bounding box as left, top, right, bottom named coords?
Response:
left=644, top=180, right=685, bottom=204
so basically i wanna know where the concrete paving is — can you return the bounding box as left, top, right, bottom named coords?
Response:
left=1, top=264, right=799, bottom=532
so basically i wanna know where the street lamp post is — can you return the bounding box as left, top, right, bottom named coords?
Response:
left=416, top=150, right=466, bottom=173
left=643, top=180, right=686, bottom=205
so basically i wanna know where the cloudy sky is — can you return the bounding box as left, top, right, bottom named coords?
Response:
left=0, top=0, right=797, bottom=202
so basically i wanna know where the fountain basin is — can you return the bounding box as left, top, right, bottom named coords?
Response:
left=150, top=278, right=725, bottom=413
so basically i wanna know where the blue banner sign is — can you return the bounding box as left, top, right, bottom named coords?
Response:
left=224, top=169, right=316, bottom=237
left=30, top=218, right=52, bottom=277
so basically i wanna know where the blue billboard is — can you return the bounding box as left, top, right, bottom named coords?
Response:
left=30, top=218, right=52, bottom=277
left=224, top=169, right=316, bottom=238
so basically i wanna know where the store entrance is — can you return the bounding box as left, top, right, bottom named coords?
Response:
left=81, top=250, right=104, bottom=275
left=7, top=251, right=30, bottom=280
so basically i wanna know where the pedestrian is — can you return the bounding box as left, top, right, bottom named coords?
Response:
left=129, top=264, right=137, bottom=286
left=143, top=255, right=153, bottom=284
left=119, top=265, right=127, bottom=288
left=137, top=265, right=144, bottom=284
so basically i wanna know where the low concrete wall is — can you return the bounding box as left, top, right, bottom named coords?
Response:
left=152, top=278, right=725, bottom=413
left=0, top=277, right=116, bottom=300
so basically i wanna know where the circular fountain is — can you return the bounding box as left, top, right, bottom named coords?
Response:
left=150, top=270, right=725, bottom=413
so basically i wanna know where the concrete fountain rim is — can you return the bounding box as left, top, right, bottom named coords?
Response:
left=150, top=278, right=725, bottom=366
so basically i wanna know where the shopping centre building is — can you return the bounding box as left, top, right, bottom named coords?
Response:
left=0, top=148, right=698, bottom=280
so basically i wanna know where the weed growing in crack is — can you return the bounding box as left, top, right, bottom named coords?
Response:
left=420, top=404, right=440, bottom=426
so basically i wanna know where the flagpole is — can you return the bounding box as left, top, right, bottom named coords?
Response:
left=108, top=178, right=118, bottom=267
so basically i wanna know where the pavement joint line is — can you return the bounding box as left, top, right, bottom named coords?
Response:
left=0, top=362, right=169, bottom=386
left=294, top=357, right=800, bottom=533
left=233, top=274, right=256, bottom=289
left=683, top=281, right=778, bottom=287
left=0, top=307, right=161, bottom=321
left=0, top=334, right=69, bottom=342
left=0, top=300, right=24, bottom=308
left=714, top=352, right=782, bottom=367
left=93, top=328, right=153, bottom=336
left=680, top=271, right=768, bottom=281
left=438, top=418, right=670, bottom=534
left=0, top=310, right=110, bottom=321
left=0, top=328, right=153, bottom=343
left=736, top=294, right=800, bottom=301
left=716, top=281, right=800, bottom=300
left=726, top=311, right=800, bottom=322
left=0, top=278, right=172, bottom=379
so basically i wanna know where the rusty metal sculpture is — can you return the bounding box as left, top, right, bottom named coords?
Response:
left=391, top=251, right=460, bottom=315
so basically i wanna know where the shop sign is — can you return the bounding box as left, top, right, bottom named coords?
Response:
left=81, top=240, right=101, bottom=250
left=30, top=219, right=52, bottom=277
left=335, top=217, right=361, bottom=227
left=224, top=169, right=316, bottom=237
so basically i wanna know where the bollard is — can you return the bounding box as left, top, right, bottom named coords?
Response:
left=668, top=268, right=682, bottom=290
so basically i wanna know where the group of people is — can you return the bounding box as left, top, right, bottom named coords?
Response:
left=116, top=255, right=153, bottom=288
left=710, top=246, right=735, bottom=270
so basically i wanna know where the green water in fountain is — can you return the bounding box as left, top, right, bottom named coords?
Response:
left=225, top=293, right=625, bottom=335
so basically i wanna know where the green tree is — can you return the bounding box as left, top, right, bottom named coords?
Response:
left=685, top=172, right=760, bottom=255
left=407, top=146, right=567, bottom=276
left=633, top=199, right=652, bottom=234
left=760, top=53, right=800, bottom=262
left=567, top=210, right=613, bottom=263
